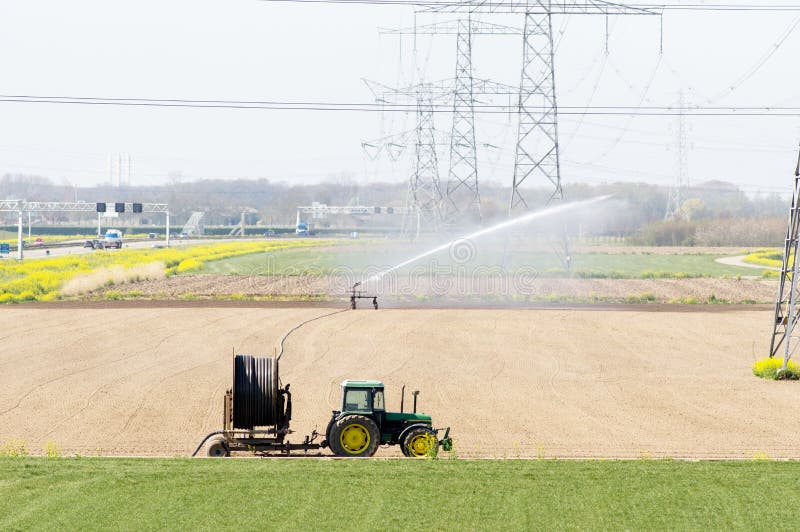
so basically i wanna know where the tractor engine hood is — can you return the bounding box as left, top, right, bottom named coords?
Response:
left=385, top=412, right=432, bottom=423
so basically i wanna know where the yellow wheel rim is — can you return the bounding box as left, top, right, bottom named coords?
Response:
left=340, top=423, right=370, bottom=454
left=408, top=433, right=433, bottom=457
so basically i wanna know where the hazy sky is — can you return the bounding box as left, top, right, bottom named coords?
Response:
left=1, top=0, right=799, bottom=194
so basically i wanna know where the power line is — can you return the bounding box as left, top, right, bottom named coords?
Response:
left=702, top=14, right=800, bottom=104
left=2, top=94, right=800, bottom=116
left=257, top=0, right=800, bottom=12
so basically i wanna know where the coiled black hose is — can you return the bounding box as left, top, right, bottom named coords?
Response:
left=233, top=354, right=278, bottom=429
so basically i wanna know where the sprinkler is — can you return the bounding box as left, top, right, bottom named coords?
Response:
left=350, top=282, right=378, bottom=310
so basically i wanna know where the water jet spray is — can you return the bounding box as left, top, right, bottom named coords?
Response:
left=365, top=194, right=614, bottom=285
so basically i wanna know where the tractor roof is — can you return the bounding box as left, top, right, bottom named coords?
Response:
left=341, top=380, right=384, bottom=389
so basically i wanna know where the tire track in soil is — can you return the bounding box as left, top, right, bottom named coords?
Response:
left=23, top=312, right=243, bottom=442
left=118, top=358, right=220, bottom=436
left=26, top=321, right=181, bottom=438
left=111, top=312, right=251, bottom=437
left=0, top=338, right=165, bottom=419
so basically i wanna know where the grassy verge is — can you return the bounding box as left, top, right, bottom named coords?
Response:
left=2, top=458, right=800, bottom=529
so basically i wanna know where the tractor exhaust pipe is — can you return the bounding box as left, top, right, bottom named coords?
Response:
left=400, top=384, right=406, bottom=413
left=413, top=390, right=419, bottom=414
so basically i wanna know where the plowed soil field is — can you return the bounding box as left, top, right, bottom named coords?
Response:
left=1, top=303, right=797, bottom=459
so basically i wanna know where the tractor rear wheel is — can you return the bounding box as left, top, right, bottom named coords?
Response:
left=402, top=427, right=437, bottom=458
left=207, top=436, right=229, bottom=457
left=329, top=415, right=380, bottom=457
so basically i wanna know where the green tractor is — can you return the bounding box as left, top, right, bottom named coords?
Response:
left=324, top=380, right=452, bottom=458
left=192, top=356, right=452, bottom=458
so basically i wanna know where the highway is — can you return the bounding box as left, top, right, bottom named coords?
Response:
left=4, top=237, right=268, bottom=260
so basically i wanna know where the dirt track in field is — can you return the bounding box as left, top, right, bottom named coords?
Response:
left=1, top=304, right=797, bottom=459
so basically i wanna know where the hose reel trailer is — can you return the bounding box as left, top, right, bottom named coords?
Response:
left=192, top=354, right=324, bottom=457
left=192, top=355, right=452, bottom=458
left=233, top=354, right=280, bottom=429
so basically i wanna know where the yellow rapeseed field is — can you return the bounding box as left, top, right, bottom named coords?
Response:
left=0, top=239, right=333, bottom=303
left=743, top=249, right=784, bottom=268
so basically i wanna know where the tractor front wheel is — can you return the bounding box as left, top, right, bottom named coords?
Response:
left=329, top=415, right=380, bottom=457
left=402, top=427, right=437, bottom=458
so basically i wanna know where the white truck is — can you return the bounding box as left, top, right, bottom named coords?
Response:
left=104, top=229, right=123, bottom=249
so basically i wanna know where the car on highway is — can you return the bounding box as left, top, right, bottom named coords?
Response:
left=33, top=237, right=44, bottom=247
left=83, top=240, right=95, bottom=248
left=148, top=233, right=157, bottom=239
left=104, top=229, right=123, bottom=249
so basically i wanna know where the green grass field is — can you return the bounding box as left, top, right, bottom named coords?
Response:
left=201, top=245, right=763, bottom=279
left=2, top=458, right=800, bottom=530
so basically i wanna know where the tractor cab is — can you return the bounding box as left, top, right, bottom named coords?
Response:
left=341, top=380, right=385, bottom=413
left=323, top=380, right=452, bottom=457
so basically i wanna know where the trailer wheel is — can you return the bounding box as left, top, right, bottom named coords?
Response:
left=329, top=415, right=380, bottom=457
left=402, top=427, right=437, bottom=458
left=207, top=436, right=229, bottom=457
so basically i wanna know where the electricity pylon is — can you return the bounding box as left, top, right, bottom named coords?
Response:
left=408, top=92, right=445, bottom=236
left=665, top=89, right=689, bottom=220
left=381, top=19, right=521, bottom=227
left=364, top=77, right=518, bottom=236
left=365, top=80, right=448, bottom=235
left=769, top=147, right=800, bottom=371
left=419, top=1, right=659, bottom=211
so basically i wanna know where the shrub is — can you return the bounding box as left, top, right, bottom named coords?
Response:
left=630, top=220, right=698, bottom=246
left=752, top=356, right=800, bottom=380
left=694, top=218, right=784, bottom=247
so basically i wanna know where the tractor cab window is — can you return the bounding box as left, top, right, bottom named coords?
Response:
left=343, top=389, right=371, bottom=413
left=373, top=390, right=385, bottom=411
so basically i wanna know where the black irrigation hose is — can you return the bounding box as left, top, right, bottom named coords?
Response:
left=233, top=354, right=279, bottom=429
left=230, top=308, right=349, bottom=429
left=277, top=308, right=351, bottom=362
left=191, top=431, right=224, bottom=457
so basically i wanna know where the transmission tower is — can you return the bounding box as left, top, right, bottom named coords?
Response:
left=445, top=17, right=481, bottom=225
left=665, top=89, right=689, bottom=220
left=365, top=77, right=518, bottom=236
left=365, top=81, right=447, bottom=235
left=769, top=147, right=800, bottom=371
left=419, top=1, right=658, bottom=212
left=108, top=153, right=132, bottom=187
left=407, top=92, right=445, bottom=235
left=382, top=19, right=520, bottom=228
left=509, top=11, right=562, bottom=212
